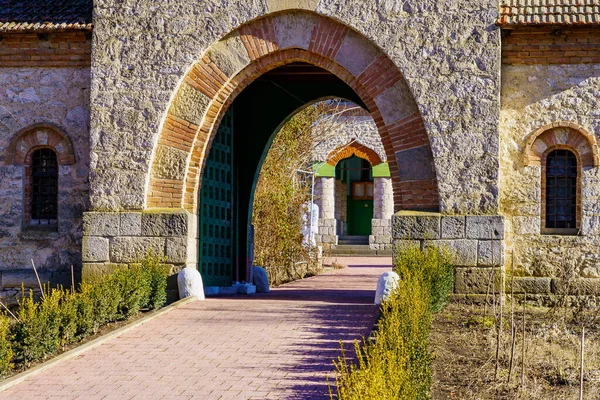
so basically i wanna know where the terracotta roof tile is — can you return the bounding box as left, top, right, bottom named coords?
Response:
left=499, top=0, right=600, bottom=26
left=0, top=0, right=92, bottom=32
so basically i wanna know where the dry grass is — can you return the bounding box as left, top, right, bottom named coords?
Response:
left=431, top=302, right=600, bottom=399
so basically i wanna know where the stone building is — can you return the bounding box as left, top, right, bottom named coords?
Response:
left=1, top=0, right=599, bottom=302
left=310, top=104, right=394, bottom=251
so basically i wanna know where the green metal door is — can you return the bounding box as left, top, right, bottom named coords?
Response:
left=347, top=198, right=373, bottom=236
left=199, top=108, right=234, bottom=287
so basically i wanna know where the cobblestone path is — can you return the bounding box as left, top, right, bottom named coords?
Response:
left=0, top=257, right=390, bottom=400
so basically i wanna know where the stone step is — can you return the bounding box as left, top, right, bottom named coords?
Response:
left=337, top=235, right=369, bottom=245
left=329, top=244, right=392, bottom=257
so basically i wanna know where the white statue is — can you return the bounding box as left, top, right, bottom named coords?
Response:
left=301, top=202, right=319, bottom=247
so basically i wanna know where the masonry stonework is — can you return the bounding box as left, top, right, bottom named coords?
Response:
left=3, top=1, right=600, bottom=302
left=0, top=60, right=90, bottom=304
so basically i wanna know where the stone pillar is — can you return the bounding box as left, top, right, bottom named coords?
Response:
left=370, top=177, right=394, bottom=250
left=82, top=210, right=198, bottom=297
left=314, top=177, right=337, bottom=245
left=392, top=212, right=506, bottom=297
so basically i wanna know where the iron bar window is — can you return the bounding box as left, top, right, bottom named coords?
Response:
left=545, top=149, right=577, bottom=229
left=30, top=148, right=58, bottom=226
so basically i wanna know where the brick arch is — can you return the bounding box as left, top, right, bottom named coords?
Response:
left=147, top=11, right=439, bottom=213
left=6, top=123, right=76, bottom=166
left=326, top=141, right=383, bottom=167
left=523, top=121, right=599, bottom=169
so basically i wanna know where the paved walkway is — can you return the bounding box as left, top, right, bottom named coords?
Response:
left=1, top=257, right=391, bottom=400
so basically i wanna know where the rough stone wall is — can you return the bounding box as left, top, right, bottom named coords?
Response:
left=0, top=66, right=91, bottom=303
left=311, top=115, right=386, bottom=163
left=81, top=210, right=196, bottom=299
left=314, top=177, right=337, bottom=244
left=334, top=179, right=347, bottom=236
left=393, top=213, right=505, bottom=294
left=370, top=177, right=394, bottom=250
left=90, top=0, right=500, bottom=214
left=500, top=60, right=600, bottom=297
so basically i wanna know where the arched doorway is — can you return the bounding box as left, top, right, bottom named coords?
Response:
left=335, top=155, right=374, bottom=239
left=145, top=12, right=439, bottom=288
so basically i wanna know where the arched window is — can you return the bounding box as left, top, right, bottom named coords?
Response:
left=29, top=148, right=58, bottom=226
left=545, top=149, right=577, bottom=230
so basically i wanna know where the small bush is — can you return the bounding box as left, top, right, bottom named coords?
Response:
left=140, top=255, right=169, bottom=310
left=333, top=245, right=454, bottom=399
left=3, top=254, right=170, bottom=373
left=394, top=244, right=454, bottom=313
left=0, top=313, right=13, bottom=376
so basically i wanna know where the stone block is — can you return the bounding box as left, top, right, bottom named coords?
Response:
left=110, top=237, right=166, bottom=263
left=166, top=237, right=188, bottom=264
left=120, top=212, right=142, bottom=236
left=335, top=29, right=382, bottom=76
left=81, top=263, right=122, bottom=283
left=168, top=80, right=210, bottom=126
left=177, top=267, right=205, bottom=300
left=273, top=11, right=318, bottom=48
left=454, top=267, right=502, bottom=294
left=465, top=215, right=504, bottom=240
left=393, top=239, right=421, bottom=253
left=477, top=240, right=505, bottom=266
left=82, top=236, right=110, bottom=262
left=141, top=211, right=189, bottom=237
left=511, top=277, right=551, bottom=294
left=152, top=144, right=188, bottom=181
left=83, top=212, right=120, bottom=237
left=395, top=146, right=436, bottom=181
left=374, top=271, right=400, bottom=305
left=1, top=269, right=52, bottom=288
left=425, top=239, right=478, bottom=267
left=252, top=266, right=270, bottom=293
left=551, top=278, right=600, bottom=296
left=441, top=216, right=465, bottom=239
left=392, top=213, right=440, bottom=239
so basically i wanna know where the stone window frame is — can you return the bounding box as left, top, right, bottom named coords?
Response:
left=5, top=123, right=76, bottom=230
left=541, top=145, right=581, bottom=235
left=523, top=122, right=598, bottom=236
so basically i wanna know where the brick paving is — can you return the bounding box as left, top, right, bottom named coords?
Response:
left=0, top=257, right=391, bottom=400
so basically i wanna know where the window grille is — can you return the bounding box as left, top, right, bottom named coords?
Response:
left=545, top=149, right=577, bottom=229
left=30, top=148, right=58, bottom=225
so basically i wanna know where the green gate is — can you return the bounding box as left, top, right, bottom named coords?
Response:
left=199, top=108, right=234, bottom=287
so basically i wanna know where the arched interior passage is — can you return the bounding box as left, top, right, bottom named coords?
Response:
left=147, top=12, right=441, bottom=287
left=199, top=63, right=365, bottom=286
left=335, top=155, right=374, bottom=237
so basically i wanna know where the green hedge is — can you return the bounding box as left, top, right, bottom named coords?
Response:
left=333, top=245, right=454, bottom=400
left=0, top=256, right=169, bottom=377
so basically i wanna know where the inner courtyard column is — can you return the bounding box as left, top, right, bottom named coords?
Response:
left=370, top=177, right=394, bottom=250
left=314, top=176, right=337, bottom=245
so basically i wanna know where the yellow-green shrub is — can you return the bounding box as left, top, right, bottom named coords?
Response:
left=0, top=313, right=13, bottom=376
left=333, top=245, right=454, bottom=399
left=6, top=256, right=170, bottom=371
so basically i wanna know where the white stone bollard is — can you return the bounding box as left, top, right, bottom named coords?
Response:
left=252, top=266, right=270, bottom=293
left=177, top=267, right=205, bottom=300
left=374, top=271, right=400, bottom=305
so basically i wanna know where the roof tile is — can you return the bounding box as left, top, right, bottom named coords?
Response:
left=0, top=0, right=92, bottom=32
left=499, top=0, right=600, bottom=26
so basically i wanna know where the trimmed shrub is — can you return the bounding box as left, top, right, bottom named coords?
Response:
left=0, top=313, right=13, bottom=376
left=333, top=245, right=454, bottom=399
left=394, top=244, right=454, bottom=313
left=4, top=255, right=170, bottom=372
left=140, top=255, right=169, bottom=310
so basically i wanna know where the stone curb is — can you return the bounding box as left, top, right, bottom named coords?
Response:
left=0, top=296, right=198, bottom=393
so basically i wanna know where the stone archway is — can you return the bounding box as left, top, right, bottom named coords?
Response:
left=146, top=11, right=439, bottom=214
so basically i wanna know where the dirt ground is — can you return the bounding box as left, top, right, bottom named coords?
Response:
left=431, top=302, right=600, bottom=399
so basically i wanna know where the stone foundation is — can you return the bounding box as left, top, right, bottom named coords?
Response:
left=392, top=212, right=505, bottom=294
left=81, top=210, right=197, bottom=295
